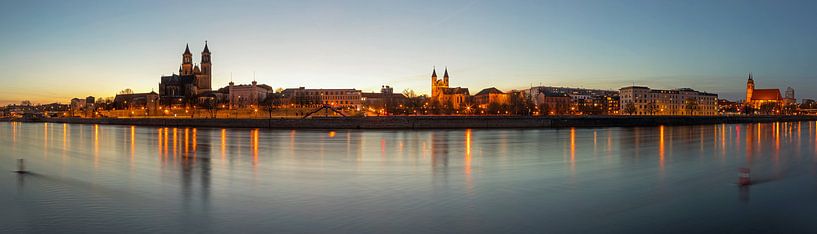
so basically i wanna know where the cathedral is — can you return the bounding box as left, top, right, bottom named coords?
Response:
left=159, top=42, right=212, bottom=105
left=745, top=73, right=782, bottom=108
left=431, top=67, right=470, bottom=109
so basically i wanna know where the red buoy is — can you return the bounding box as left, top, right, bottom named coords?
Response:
left=738, top=168, right=751, bottom=186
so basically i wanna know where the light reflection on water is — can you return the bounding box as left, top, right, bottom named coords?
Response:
left=1, top=122, right=817, bottom=233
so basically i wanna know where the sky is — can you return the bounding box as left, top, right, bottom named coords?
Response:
left=0, top=0, right=816, bottom=105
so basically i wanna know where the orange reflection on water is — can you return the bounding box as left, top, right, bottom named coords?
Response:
left=192, top=128, right=197, bottom=154
left=172, top=128, right=178, bottom=159
left=130, top=126, right=136, bottom=160
left=659, top=125, right=665, bottom=170
left=220, top=129, right=227, bottom=160
left=570, top=128, right=576, bottom=173
left=43, top=123, right=48, bottom=156
left=184, top=128, right=190, bottom=157
left=251, top=129, right=259, bottom=165
left=62, top=123, right=68, bottom=153
left=157, top=128, right=163, bottom=158
left=328, top=131, right=336, bottom=138
left=94, top=124, right=99, bottom=167
left=465, top=129, right=472, bottom=176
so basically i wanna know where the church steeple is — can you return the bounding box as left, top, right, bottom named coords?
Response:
left=443, top=67, right=449, bottom=85
left=181, top=44, right=193, bottom=75
left=432, top=66, right=437, bottom=78
left=746, top=72, right=755, bottom=102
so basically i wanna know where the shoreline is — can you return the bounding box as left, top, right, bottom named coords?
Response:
left=6, top=115, right=817, bottom=129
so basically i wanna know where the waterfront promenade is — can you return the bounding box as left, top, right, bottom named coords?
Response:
left=19, top=115, right=817, bottom=129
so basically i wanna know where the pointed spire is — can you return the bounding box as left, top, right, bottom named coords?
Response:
left=184, top=43, right=192, bottom=55
left=443, top=66, right=449, bottom=78
left=432, top=66, right=437, bottom=78
left=203, top=40, right=210, bottom=53
left=748, top=72, right=753, bottom=80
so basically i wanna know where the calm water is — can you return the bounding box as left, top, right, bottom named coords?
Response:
left=1, top=122, right=817, bottom=233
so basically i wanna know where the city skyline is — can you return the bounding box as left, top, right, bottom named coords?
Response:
left=2, top=1, right=817, bottom=105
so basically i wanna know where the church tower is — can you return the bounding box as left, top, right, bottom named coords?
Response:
left=443, top=67, right=450, bottom=86
left=181, top=44, right=194, bottom=75
left=198, top=41, right=212, bottom=91
left=746, top=73, right=754, bottom=102
left=431, top=67, right=439, bottom=98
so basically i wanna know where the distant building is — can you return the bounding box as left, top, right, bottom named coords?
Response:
left=113, top=92, right=160, bottom=115
left=159, top=43, right=213, bottom=105
left=783, top=87, right=796, bottom=106
left=473, top=87, right=510, bottom=109
left=430, top=67, right=470, bottom=109
left=281, top=87, right=362, bottom=109
left=619, top=86, right=718, bottom=116
left=227, top=81, right=273, bottom=108
left=528, top=86, right=619, bottom=115
left=70, top=98, right=86, bottom=111
left=745, top=73, right=782, bottom=108
left=361, top=85, right=407, bottom=111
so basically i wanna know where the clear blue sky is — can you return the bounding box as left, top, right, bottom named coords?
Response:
left=1, top=0, right=815, bottom=105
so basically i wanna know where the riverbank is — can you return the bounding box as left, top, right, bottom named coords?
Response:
left=10, top=115, right=817, bottom=129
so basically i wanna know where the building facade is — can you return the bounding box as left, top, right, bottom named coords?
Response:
left=281, top=87, right=362, bottom=109
left=159, top=43, right=213, bottom=105
left=744, top=73, right=782, bottom=109
left=473, top=87, right=510, bottom=109
left=361, top=85, right=408, bottom=112
left=227, top=81, right=273, bottom=108
left=619, top=86, right=718, bottom=116
left=430, top=67, right=470, bottom=109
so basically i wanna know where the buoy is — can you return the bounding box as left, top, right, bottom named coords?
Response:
left=738, top=168, right=751, bottom=186
left=15, top=158, right=27, bottom=174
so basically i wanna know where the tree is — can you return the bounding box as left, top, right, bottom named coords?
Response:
left=645, top=102, right=658, bottom=115
left=119, top=89, right=134, bottom=95
left=20, top=100, right=32, bottom=106
left=623, top=102, right=637, bottom=115
left=402, top=89, right=417, bottom=98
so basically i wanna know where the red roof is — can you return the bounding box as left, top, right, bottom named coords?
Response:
left=752, top=89, right=781, bottom=101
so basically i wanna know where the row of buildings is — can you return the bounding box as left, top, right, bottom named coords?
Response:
left=43, top=43, right=802, bottom=117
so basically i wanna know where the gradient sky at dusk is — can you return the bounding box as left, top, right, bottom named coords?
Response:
left=1, top=0, right=816, bottom=105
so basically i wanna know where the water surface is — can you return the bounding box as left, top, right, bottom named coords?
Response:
left=1, top=122, right=817, bottom=233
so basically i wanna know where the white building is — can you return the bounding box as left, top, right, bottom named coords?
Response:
left=228, top=81, right=273, bottom=108
left=281, top=87, right=362, bottom=109
left=619, top=86, right=718, bottom=116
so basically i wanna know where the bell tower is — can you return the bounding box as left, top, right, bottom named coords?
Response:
left=181, top=44, right=193, bottom=75
left=198, top=41, right=212, bottom=91
left=746, top=73, right=754, bottom=102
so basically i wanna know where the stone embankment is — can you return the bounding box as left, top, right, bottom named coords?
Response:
left=27, top=115, right=817, bottom=129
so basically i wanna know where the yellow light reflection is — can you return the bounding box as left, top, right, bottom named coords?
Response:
left=62, top=123, right=68, bottom=153
left=220, top=129, right=227, bottom=160
left=172, top=128, right=178, bottom=159
left=570, top=128, right=576, bottom=173
left=328, top=131, right=336, bottom=138
left=252, top=129, right=259, bottom=165
left=659, top=125, right=665, bottom=170
left=465, top=129, right=472, bottom=176
left=192, top=128, right=197, bottom=153
left=130, top=126, right=136, bottom=160
left=94, top=124, right=99, bottom=167
left=184, top=128, right=189, bottom=157
left=43, top=123, right=48, bottom=156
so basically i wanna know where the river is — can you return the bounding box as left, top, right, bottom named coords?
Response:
left=1, top=122, right=816, bottom=233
